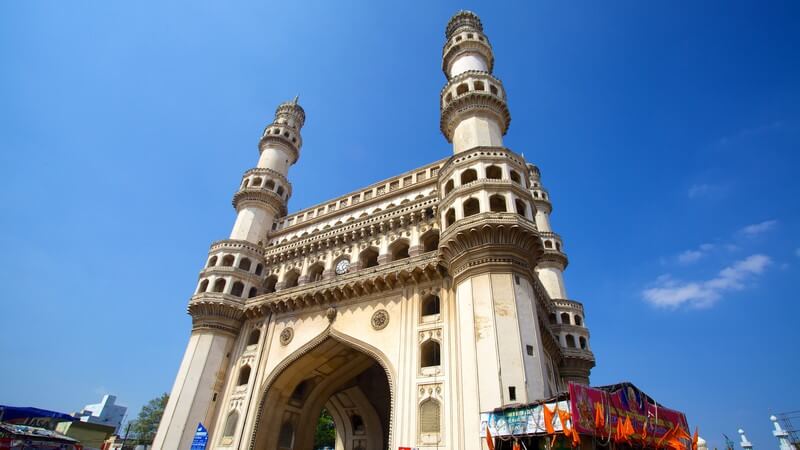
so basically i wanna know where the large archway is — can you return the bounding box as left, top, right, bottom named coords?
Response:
left=251, top=335, right=392, bottom=450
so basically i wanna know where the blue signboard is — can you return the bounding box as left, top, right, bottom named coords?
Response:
left=190, top=423, right=208, bottom=450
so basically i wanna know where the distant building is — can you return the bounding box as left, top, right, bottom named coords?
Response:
left=56, top=420, right=115, bottom=450
left=73, top=395, right=127, bottom=433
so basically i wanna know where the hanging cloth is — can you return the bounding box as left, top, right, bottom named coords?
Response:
left=486, top=425, right=495, bottom=450
left=543, top=405, right=556, bottom=435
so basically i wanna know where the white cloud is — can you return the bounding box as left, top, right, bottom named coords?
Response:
left=740, top=220, right=778, bottom=236
left=642, top=254, right=771, bottom=309
left=687, top=184, right=725, bottom=199
left=676, top=243, right=714, bottom=264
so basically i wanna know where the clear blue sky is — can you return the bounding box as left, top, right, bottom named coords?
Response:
left=1, top=1, right=798, bottom=448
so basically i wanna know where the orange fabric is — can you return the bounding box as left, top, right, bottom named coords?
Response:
left=543, top=405, right=556, bottom=434
left=667, top=437, right=687, bottom=450
left=594, top=401, right=606, bottom=433
left=673, top=426, right=691, bottom=441
left=642, top=417, right=649, bottom=443
left=557, top=408, right=572, bottom=431
left=571, top=427, right=582, bottom=448
left=623, top=416, right=635, bottom=442
left=486, top=426, right=495, bottom=450
left=692, top=428, right=700, bottom=450
left=513, top=441, right=521, bottom=450
left=657, top=425, right=676, bottom=449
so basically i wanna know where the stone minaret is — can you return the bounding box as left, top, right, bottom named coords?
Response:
left=440, top=11, right=510, bottom=153
left=438, top=11, right=552, bottom=446
left=528, top=163, right=593, bottom=384
left=152, top=99, right=305, bottom=450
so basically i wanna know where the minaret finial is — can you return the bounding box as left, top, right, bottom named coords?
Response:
left=292, top=95, right=299, bottom=105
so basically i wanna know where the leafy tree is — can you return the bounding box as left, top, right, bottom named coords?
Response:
left=314, top=408, right=336, bottom=448
left=128, top=393, right=169, bottom=444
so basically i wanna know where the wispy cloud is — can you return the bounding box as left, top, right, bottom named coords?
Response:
left=687, top=183, right=726, bottom=199
left=642, top=254, right=771, bottom=309
left=717, top=120, right=786, bottom=147
left=739, top=220, right=778, bottom=236
left=795, top=248, right=800, bottom=258
left=677, top=244, right=714, bottom=264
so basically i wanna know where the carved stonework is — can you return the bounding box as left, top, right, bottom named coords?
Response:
left=371, top=309, right=389, bottom=330
left=279, top=327, right=294, bottom=346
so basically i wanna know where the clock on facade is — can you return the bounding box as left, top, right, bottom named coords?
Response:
left=335, top=259, right=350, bottom=275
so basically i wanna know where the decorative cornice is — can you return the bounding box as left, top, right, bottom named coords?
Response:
left=437, top=146, right=528, bottom=182
left=264, top=197, right=438, bottom=260
left=241, top=167, right=292, bottom=198
left=539, top=249, right=569, bottom=269
left=439, top=212, right=543, bottom=279
left=188, top=294, right=246, bottom=336
left=244, top=252, right=444, bottom=317
left=232, top=187, right=287, bottom=216
left=439, top=178, right=531, bottom=209
left=445, top=10, right=483, bottom=39
left=257, top=134, right=300, bottom=164
left=209, top=239, right=265, bottom=259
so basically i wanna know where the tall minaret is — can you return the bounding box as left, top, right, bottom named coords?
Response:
left=438, top=11, right=551, bottom=449
left=152, top=99, right=305, bottom=450
left=527, top=163, right=593, bottom=385
left=230, top=97, right=305, bottom=242
left=440, top=11, right=510, bottom=154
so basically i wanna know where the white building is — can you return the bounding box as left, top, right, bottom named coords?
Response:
left=74, top=395, right=127, bottom=433
left=154, top=11, right=594, bottom=450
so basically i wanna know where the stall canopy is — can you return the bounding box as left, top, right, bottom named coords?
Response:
left=0, top=405, right=76, bottom=430
left=481, top=382, right=690, bottom=446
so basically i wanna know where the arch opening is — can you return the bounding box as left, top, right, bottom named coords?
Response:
left=252, top=336, right=392, bottom=450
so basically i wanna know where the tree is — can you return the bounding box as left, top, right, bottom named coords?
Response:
left=314, top=408, right=336, bottom=448
left=129, top=393, right=169, bottom=444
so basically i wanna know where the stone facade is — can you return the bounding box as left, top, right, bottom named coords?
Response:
left=153, top=11, right=594, bottom=450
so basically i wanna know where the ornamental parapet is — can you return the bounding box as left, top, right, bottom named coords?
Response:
left=440, top=178, right=531, bottom=206
left=264, top=196, right=439, bottom=261
left=551, top=323, right=590, bottom=336
left=244, top=251, right=444, bottom=317
left=551, top=298, right=585, bottom=314
left=188, top=294, right=246, bottom=336
left=540, top=248, right=569, bottom=269
left=232, top=187, right=287, bottom=215
left=439, top=212, right=543, bottom=279
left=437, top=146, right=527, bottom=181
left=241, top=167, right=292, bottom=198
left=440, top=71, right=510, bottom=142
left=210, top=239, right=265, bottom=258
left=258, top=133, right=300, bottom=165
left=198, top=265, right=264, bottom=287
left=561, top=347, right=596, bottom=364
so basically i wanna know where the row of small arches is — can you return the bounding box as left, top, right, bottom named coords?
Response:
left=207, top=254, right=264, bottom=275
left=549, top=312, right=583, bottom=327
left=242, top=176, right=287, bottom=197
left=443, top=196, right=528, bottom=227
left=564, top=334, right=588, bottom=350
left=263, top=232, right=440, bottom=292
left=197, top=278, right=259, bottom=298
left=543, top=240, right=562, bottom=252
left=263, top=125, right=298, bottom=145
left=443, top=77, right=502, bottom=106
left=443, top=166, right=524, bottom=196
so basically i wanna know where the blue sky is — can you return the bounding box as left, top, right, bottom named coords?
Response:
left=1, top=1, right=798, bottom=448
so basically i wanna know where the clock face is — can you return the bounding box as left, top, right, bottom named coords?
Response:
left=335, top=259, right=350, bottom=275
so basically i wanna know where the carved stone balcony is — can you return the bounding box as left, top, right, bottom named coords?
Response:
left=440, top=212, right=542, bottom=279
left=244, top=251, right=444, bottom=317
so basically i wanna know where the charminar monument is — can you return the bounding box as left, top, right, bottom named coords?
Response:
left=154, top=11, right=595, bottom=450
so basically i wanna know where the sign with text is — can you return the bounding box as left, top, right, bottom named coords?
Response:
left=190, top=423, right=208, bottom=450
